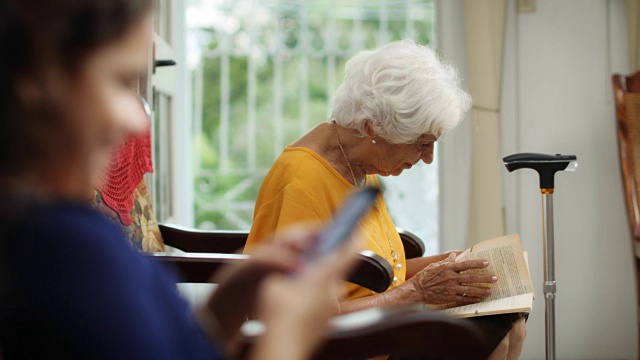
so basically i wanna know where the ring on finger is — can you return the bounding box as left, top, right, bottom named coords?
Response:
left=462, top=287, right=467, bottom=297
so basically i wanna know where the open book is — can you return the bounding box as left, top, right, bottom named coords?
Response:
left=439, top=234, right=534, bottom=318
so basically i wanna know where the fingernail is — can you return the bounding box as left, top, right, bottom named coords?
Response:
left=492, top=276, right=498, bottom=281
left=486, top=289, right=492, bottom=294
left=483, top=261, right=489, bottom=267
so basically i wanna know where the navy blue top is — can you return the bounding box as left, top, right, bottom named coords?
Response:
left=0, top=199, right=222, bottom=359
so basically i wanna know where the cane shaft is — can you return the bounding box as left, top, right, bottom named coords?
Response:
left=542, top=193, right=556, bottom=360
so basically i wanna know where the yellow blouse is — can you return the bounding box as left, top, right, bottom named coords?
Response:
left=246, top=146, right=406, bottom=300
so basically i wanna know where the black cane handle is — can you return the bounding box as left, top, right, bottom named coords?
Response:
left=503, top=153, right=577, bottom=189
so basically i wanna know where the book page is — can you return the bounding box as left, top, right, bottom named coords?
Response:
left=456, top=234, right=533, bottom=301
left=441, top=293, right=533, bottom=318
left=523, top=251, right=535, bottom=299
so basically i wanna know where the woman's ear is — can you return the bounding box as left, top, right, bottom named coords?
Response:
left=364, top=121, right=378, bottom=144
left=364, top=120, right=376, bottom=137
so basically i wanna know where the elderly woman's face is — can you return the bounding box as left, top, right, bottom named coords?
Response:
left=45, top=14, right=152, bottom=193
left=366, top=133, right=438, bottom=177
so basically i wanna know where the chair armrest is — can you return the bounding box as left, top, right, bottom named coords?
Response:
left=158, top=223, right=248, bottom=253
left=396, top=228, right=425, bottom=259
left=147, top=252, right=249, bottom=283
left=147, top=250, right=393, bottom=293
left=351, top=250, right=393, bottom=293
left=160, top=223, right=426, bottom=260
left=240, top=305, right=489, bottom=360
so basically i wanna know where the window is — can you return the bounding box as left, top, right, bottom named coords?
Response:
left=147, top=0, right=179, bottom=223
left=187, top=0, right=438, bottom=253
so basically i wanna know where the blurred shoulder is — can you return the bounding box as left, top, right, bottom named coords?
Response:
left=2, top=197, right=129, bottom=255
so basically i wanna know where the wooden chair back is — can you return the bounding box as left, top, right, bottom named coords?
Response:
left=612, top=71, right=640, bottom=356
left=613, top=72, right=640, bottom=246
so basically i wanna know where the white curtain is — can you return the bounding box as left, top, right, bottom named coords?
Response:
left=463, top=0, right=507, bottom=245
left=628, top=0, right=640, bottom=72
left=437, top=0, right=472, bottom=252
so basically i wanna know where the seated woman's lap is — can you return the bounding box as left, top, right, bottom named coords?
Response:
left=466, top=313, right=527, bottom=352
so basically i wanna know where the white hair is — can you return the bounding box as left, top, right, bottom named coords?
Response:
left=330, top=40, right=471, bottom=144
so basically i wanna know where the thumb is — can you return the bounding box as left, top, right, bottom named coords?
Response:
left=446, top=252, right=457, bottom=262
left=426, top=252, right=457, bottom=270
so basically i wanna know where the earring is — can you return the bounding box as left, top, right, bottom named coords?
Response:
left=371, top=139, right=376, bottom=144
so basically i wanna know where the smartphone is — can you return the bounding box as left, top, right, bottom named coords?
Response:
left=305, top=186, right=380, bottom=263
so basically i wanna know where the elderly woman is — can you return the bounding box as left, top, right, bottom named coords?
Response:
left=246, top=40, right=526, bottom=359
left=0, top=0, right=359, bottom=359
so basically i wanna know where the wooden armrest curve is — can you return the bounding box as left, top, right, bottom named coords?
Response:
left=396, top=228, right=425, bottom=259
left=159, top=223, right=248, bottom=253
left=146, top=250, right=393, bottom=293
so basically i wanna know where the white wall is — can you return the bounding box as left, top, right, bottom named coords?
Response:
left=501, top=0, right=637, bottom=359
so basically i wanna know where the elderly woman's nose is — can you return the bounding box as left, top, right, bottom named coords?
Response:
left=422, top=155, right=434, bottom=164
left=420, top=148, right=434, bottom=164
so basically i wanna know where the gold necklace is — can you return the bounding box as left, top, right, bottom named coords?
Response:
left=331, top=121, right=401, bottom=285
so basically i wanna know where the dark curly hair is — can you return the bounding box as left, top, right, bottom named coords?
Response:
left=0, top=0, right=152, bottom=183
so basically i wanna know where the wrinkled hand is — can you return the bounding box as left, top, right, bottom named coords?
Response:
left=408, top=253, right=497, bottom=306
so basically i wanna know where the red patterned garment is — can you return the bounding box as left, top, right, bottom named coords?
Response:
left=98, top=128, right=153, bottom=226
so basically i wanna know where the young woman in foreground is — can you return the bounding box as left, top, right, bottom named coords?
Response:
left=0, top=1, right=358, bottom=359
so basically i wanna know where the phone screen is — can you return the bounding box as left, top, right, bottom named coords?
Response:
left=305, top=186, right=380, bottom=263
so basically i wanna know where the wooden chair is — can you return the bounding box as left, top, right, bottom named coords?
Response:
left=153, top=224, right=425, bottom=293
left=612, top=71, right=640, bottom=356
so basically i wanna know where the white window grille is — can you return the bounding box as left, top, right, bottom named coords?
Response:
left=187, top=0, right=438, bottom=253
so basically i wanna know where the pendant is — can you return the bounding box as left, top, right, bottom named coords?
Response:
left=395, top=262, right=402, bottom=270
left=391, top=251, right=399, bottom=261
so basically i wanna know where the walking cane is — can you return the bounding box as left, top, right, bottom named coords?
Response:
left=503, top=153, right=578, bottom=360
